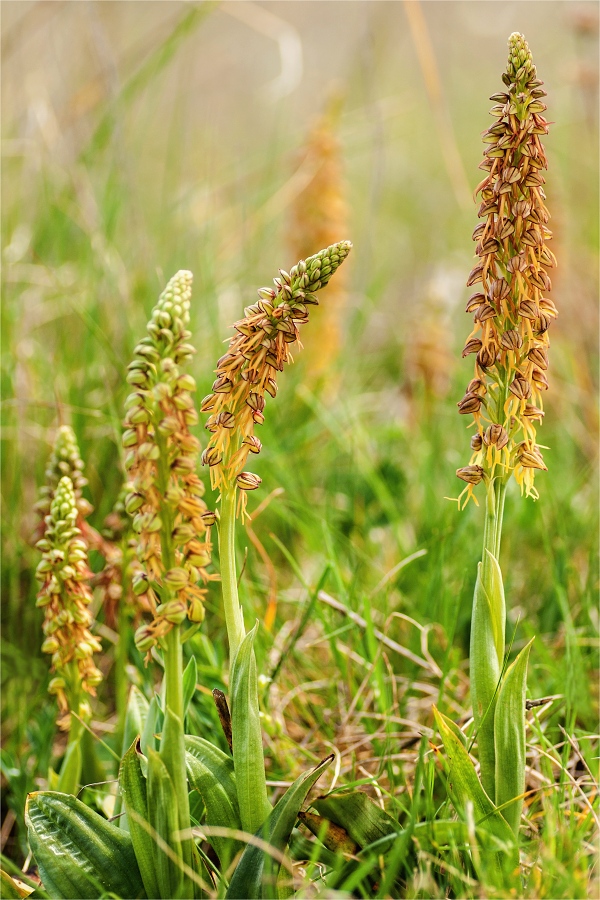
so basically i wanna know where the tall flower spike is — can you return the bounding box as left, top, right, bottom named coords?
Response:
left=122, top=271, right=216, bottom=655
left=456, top=33, right=556, bottom=508
left=35, top=476, right=102, bottom=728
left=202, top=241, right=352, bottom=519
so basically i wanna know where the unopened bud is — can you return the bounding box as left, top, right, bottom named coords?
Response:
left=237, top=472, right=262, bottom=491
left=456, top=465, right=485, bottom=485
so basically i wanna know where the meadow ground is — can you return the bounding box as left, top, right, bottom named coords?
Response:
left=1, top=2, right=598, bottom=897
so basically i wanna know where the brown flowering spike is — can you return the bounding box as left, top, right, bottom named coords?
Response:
left=35, top=476, right=102, bottom=728
left=203, top=242, right=352, bottom=519
left=122, top=271, right=216, bottom=653
left=455, top=33, right=556, bottom=507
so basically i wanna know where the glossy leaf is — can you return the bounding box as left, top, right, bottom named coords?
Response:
left=495, top=638, right=534, bottom=834
left=26, top=791, right=145, bottom=899
left=230, top=624, right=271, bottom=836
left=185, top=735, right=244, bottom=863
left=119, top=738, right=161, bottom=900
left=226, top=754, right=333, bottom=900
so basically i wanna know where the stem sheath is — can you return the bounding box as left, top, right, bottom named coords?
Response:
left=219, top=487, right=246, bottom=660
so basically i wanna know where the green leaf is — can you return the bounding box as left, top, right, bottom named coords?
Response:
left=312, top=790, right=400, bottom=849
left=185, top=735, right=244, bottom=863
left=495, top=638, right=534, bottom=835
left=121, top=686, right=150, bottom=759
left=56, top=734, right=82, bottom=796
left=1, top=870, right=27, bottom=899
left=182, top=656, right=198, bottom=722
left=433, top=708, right=518, bottom=880
left=160, top=707, right=194, bottom=880
left=226, top=754, right=333, bottom=900
left=119, top=738, right=161, bottom=900
left=230, top=624, right=271, bottom=836
left=470, top=554, right=504, bottom=798
left=26, top=791, right=145, bottom=899
left=147, top=747, right=184, bottom=900
left=141, top=695, right=161, bottom=757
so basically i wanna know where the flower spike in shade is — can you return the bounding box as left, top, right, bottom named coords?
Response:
left=456, top=33, right=556, bottom=509
left=202, top=240, right=352, bottom=519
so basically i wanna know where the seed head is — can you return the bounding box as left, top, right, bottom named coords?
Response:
left=123, top=271, right=216, bottom=653
left=35, top=476, right=101, bottom=727
left=456, top=34, right=556, bottom=508
left=203, top=242, right=352, bottom=519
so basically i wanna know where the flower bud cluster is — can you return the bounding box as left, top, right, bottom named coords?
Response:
left=456, top=33, right=556, bottom=507
left=122, top=271, right=215, bottom=654
left=35, top=476, right=102, bottom=727
left=201, top=241, right=352, bottom=518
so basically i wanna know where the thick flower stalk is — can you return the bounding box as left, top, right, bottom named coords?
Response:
left=456, top=32, right=556, bottom=511
left=35, top=476, right=102, bottom=729
left=201, top=242, right=351, bottom=660
left=122, top=270, right=215, bottom=656
left=450, top=34, right=555, bottom=832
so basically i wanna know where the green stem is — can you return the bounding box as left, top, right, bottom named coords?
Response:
left=218, top=486, right=246, bottom=661
left=155, top=432, right=194, bottom=890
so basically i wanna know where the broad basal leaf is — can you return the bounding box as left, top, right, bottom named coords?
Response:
left=185, top=735, right=244, bottom=863
left=26, top=791, right=145, bottom=899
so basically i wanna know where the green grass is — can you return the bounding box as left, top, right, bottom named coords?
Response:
left=1, top=2, right=598, bottom=897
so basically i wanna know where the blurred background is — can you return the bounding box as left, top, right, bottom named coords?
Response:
left=1, top=0, right=598, bottom=861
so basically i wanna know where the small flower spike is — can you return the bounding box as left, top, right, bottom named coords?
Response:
left=35, top=476, right=102, bottom=727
